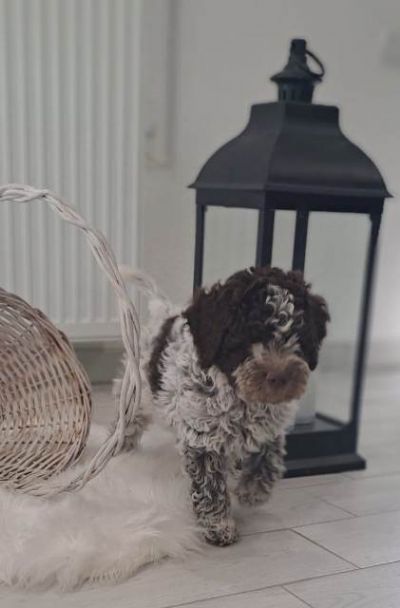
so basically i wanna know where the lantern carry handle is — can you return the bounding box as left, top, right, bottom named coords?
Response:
left=304, top=49, right=325, bottom=80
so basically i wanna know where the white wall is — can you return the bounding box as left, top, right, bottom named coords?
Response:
left=140, top=0, right=400, bottom=358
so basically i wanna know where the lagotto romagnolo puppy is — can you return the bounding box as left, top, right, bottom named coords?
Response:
left=116, top=266, right=330, bottom=547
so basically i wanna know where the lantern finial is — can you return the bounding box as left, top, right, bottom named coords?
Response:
left=271, top=38, right=325, bottom=103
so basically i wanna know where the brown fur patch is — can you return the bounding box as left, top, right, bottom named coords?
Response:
left=233, top=347, right=310, bottom=404
left=147, top=316, right=177, bottom=393
left=184, top=266, right=330, bottom=375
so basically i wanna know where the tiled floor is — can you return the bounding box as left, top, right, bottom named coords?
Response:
left=2, top=370, right=400, bottom=607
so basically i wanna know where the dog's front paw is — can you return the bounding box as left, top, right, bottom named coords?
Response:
left=203, top=518, right=238, bottom=547
left=235, top=478, right=273, bottom=507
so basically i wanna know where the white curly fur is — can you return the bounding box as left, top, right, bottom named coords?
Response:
left=148, top=316, right=297, bottom=454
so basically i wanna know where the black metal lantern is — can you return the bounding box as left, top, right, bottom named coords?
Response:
left=189, top=39, right=391, bottom=477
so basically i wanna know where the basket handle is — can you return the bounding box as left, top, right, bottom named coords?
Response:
left=0, top=183, right=141, bottom=495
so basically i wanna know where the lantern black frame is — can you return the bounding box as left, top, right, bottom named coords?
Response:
left=192, top=192, right=383, bottom=477
left=189, top=39, right=390, bottom=477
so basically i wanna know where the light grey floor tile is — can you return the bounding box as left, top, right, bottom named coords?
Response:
left=0, top=531, right=351, bottom=608
left=345, top=466, right=400, bottom=480
left=295, top=510, right=400, bottom=567
left=307, top=473, right=400, bottom=516
left=112, top=530, right=351, bottom=608
left=286, top=562, right=400, bottom=608
left=176, top=587, right=308, bottom=608
left=349, top=441, right=400, bottom=478
left=237, top=487, right=351, bottom=535
left=0, top=587, right=309, bottom=608
left=278, top=474, right=347, bottom=489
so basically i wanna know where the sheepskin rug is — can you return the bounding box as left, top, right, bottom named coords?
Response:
left=0, top=424, right=202, bottom=590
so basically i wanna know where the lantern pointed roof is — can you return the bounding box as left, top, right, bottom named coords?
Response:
left=190, top=40, right=390, bottom=200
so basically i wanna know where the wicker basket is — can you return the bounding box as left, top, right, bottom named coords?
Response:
left=0, top=289, right=92, bottom=492
left=0, top=184, right=141, bottom=497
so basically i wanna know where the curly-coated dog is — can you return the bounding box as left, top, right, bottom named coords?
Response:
left=117, top=266, right=330, bottom=546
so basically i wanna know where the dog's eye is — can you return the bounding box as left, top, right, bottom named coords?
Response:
left=294, top=310, right=305, bottom=328
left=277, top=312, right=293, bottom=333
left=264, top=303, right=275, bottom=317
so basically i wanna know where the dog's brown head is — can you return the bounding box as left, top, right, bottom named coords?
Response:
left=184, top=267, right=329, bottom=405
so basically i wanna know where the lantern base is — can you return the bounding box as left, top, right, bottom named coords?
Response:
left=284, top=414, right=366, bottom=477
left=284, top=453, right=366, bottom=478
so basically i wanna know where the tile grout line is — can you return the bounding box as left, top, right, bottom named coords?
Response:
left=357, top=558, right=400, bottom=569
left=292, top=529, right=360, bottom=569
left=240, top=511, right=354, bottom=538
left=153, top=584, right=309, bottom=608
left=45, top=560, right=400, bottom=608
left=316, top=497, right=358, bottom=516
left=317, top=499, right=400, bottom=519
left=245, top=558, right=400, bottom=601
left=277, top=476, right=348, bottom=490
left=155, top=556, right=376, bottom=608
left=148, top=552, right=400, bottom=608
left=281, top=559, right=400, bottom=603
left=298, top=470, right=400, bottom=496
left=283, top=585, right=315, bottom=608
left=342, top=469, right=400, bottom=480
left=292, top=505, right=400, bottom=529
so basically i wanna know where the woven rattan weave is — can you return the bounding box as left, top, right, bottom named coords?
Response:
left=0, top=289, right=92, bottom=492
left=0, top=184, right=141, bottom=497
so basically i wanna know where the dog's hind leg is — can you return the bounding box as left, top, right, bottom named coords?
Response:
left=112, top=376, right=152, bottom=452
left=117, top=411, right=152, bottom=452
left=234, top=435, right=286, bottom=506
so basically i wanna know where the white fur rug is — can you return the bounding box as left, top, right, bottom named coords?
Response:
left=0, top=424, right=202, bottom=591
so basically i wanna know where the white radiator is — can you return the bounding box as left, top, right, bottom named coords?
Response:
left=0, top=0, right=141, bottom=340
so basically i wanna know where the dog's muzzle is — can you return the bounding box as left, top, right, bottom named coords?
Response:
left=233, top=346, right=310, bottom=405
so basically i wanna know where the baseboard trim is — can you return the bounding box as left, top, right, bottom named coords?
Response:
left=73, top=340, right=124, bottom=384
left=319, top=339, right=400, bottom=373
left=73, top=338, right=400, bottom=385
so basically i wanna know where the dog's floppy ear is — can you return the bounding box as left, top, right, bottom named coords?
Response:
left=184, top=284, right=236, bottom=370
left=301, top=292, right=330, bottom=371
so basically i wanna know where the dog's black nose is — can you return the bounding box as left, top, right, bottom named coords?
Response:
left=266, top=371, right=288, bottom=387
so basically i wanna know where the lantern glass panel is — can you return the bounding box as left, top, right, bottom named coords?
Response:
left=304, top=212, right=370, bottom=424
left=203, top=207, right=258, bottom=285
left=271, top=211, right=296, bottom=269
